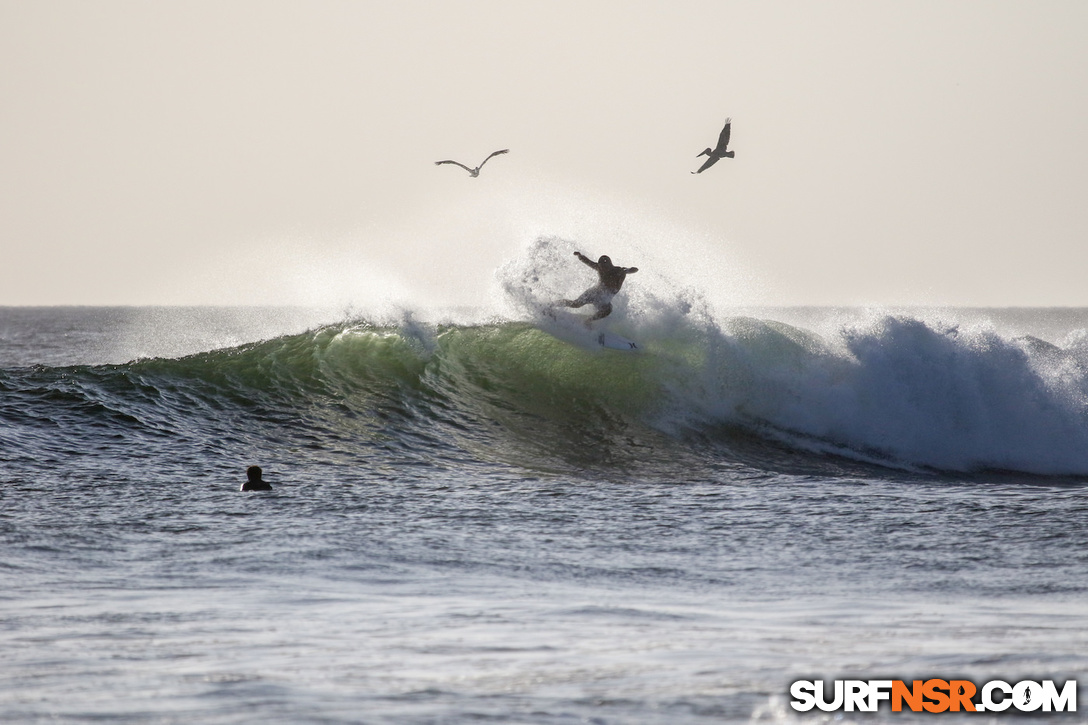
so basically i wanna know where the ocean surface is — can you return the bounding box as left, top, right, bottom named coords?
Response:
left=3, top=296, right=1088, bottom=722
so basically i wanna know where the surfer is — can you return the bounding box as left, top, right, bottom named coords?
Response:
left=558, top=252, right=638, bottom=322
left=240, top=465, right=272, bottom=491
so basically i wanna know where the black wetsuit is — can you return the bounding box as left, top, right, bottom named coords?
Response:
left=562, top=253, right=638, bottom=321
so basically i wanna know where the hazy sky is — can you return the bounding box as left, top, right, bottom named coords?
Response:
left=2, top=1, right=1087, bottom=307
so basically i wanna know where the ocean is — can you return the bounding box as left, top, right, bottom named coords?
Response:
left=3, top=281, right=1088, bottom=720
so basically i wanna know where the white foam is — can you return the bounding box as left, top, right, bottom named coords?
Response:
left=650, top=310, right=1088, bottom=474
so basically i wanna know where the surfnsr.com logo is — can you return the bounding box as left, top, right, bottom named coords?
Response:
left=790, top=679, right=1077, bottom=713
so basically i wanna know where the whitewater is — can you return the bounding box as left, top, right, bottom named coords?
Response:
left=2, top=237, right=1087, bottom=723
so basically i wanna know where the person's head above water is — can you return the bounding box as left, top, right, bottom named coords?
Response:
left=241, top=465, right=272, bottom=491
left=598, top=255, right=612, bottom=267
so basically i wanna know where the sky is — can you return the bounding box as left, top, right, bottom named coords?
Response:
left=2, top=0, right=1087, bottom=308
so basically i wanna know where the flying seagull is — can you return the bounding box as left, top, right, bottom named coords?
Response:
left=435, top=149, right=509, bottom=177
left=692, top=119, right=734, bottom=174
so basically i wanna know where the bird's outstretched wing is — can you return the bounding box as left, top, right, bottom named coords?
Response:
left=693, top=155, right=720, bottom=174
left=714, top=118, right=732, bottom=154
left=478, top=149, right=509, bottom=169
left=435, top=160, right=475, bottom=174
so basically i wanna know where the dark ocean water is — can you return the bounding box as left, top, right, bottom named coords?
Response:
left=2, top=303, right=1087, bottom=723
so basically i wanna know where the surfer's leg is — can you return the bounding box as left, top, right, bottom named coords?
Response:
left=560, top=288, right=597, bottom=309
left=587, top=302, right=613, bottom=321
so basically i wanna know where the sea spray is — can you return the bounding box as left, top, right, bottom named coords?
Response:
left=644, top=311, right=1088, bottom=474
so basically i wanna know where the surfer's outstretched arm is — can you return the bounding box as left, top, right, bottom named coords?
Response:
left=573, top=251, right=598, bottom=269
left=625, top=267, right=639, bottom=274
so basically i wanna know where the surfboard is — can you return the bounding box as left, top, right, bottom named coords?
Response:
left=536, top=306, right=640, bottom=352
left=597, top=330, right=639, bottom=351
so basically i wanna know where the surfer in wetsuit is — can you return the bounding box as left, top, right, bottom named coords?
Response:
left=559, top=252, right=638, bottom=322
left=240, top=465, right=272, bottom=491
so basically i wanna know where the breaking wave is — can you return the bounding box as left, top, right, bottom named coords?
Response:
left=5, top=298, right=1088, bottom=477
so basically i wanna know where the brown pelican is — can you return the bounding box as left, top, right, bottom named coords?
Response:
left=435, top=149, right=509, bottom=177
left=692, top=119, right=734, bottom=174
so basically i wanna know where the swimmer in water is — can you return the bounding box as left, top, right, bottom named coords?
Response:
left=240, top=465, right=272, bottom=491
left=558, top=252, right=638, bottom=322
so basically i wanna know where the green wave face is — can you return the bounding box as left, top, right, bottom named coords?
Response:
left=10, top=311, right=1088, bottom=477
